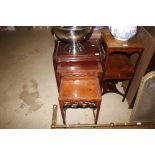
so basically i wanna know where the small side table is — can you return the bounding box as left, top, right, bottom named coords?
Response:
left=101, top=29, right=144, bottom=101
left=59, top=76, right=101, bottom=124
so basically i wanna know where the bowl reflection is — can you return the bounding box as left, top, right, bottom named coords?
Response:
left=52, top=26, right=94, bottom=54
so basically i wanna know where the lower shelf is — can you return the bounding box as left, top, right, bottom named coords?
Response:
left=104, top=54, right=134, bottom=80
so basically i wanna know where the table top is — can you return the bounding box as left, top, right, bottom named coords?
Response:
left=53, top=39, right=104, bottom=62
left=101, top=29, right=143, bottom=50
left=59, top=76, right=101, bottom=101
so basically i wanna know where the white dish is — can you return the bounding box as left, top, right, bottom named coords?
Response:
left=109, top=26, right=137, bottom=41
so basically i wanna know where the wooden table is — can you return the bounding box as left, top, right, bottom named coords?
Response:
left=101, top=29, right=144, bottom=101
left=59, top=76, right=101, bottom=124
left=53, top=39, right=103, bottom=124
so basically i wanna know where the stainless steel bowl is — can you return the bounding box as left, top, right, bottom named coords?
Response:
left=52, top=26, right=94, bottom=54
